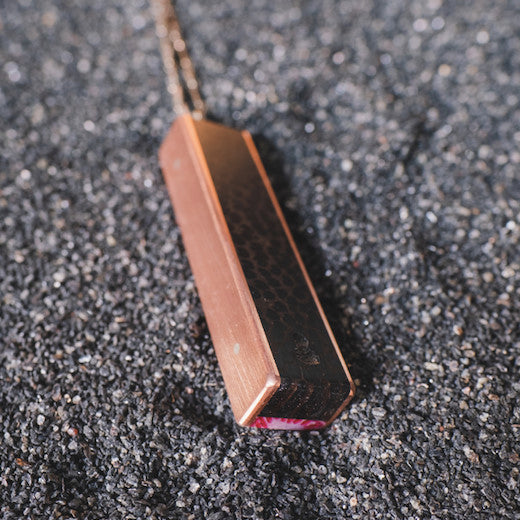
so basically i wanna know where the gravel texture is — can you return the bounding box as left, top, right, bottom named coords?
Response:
left=1, top=0, right=520, bottom=518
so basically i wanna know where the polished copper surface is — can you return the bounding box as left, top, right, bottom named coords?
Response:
left=159, top=114, right=354, bottom=427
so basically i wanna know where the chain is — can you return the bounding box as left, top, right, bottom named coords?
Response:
left=150, top=0, right=206, bottom=119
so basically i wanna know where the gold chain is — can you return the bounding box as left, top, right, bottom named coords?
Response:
left=150, top=0, right=206, bottom=119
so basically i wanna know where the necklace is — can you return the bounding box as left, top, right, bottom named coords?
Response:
left=150, top=0, right=355, bottom=430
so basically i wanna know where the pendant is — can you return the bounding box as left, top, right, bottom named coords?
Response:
left=159, top=115, right=355, bottom=430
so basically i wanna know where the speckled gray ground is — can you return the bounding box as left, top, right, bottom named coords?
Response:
left=1, top=0, right=519, bottom=518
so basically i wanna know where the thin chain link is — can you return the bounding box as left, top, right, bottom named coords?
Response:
left=150, top=0, right=206, bottom=119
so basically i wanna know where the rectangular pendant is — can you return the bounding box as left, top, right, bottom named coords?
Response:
left=159, top=114, right=355, bottom=430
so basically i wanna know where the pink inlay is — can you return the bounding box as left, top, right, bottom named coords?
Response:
left=250, top=416, right=327, bottom=430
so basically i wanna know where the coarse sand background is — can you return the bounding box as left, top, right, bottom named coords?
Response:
left=1, top=0, right=519, bottom=518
